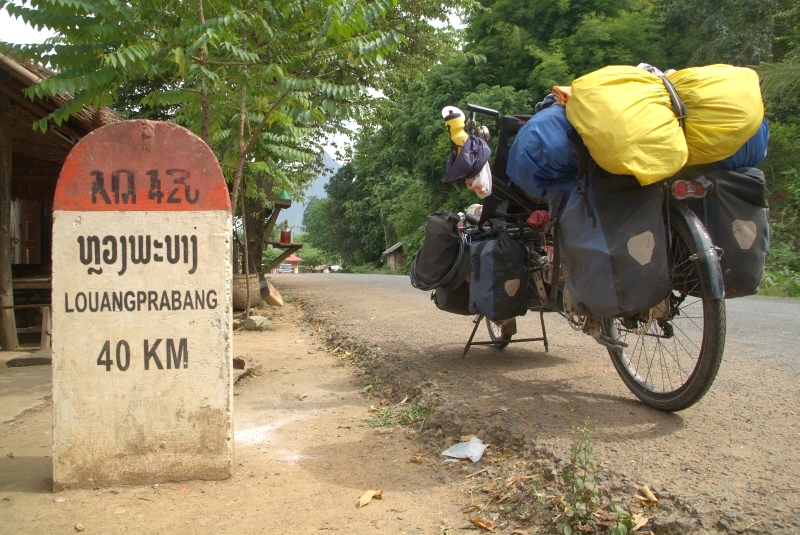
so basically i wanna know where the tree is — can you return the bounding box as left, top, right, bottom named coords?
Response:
left=303, top=165, right=369, bottom=265
left=3, top=0, right=406, bottom=211
left=458, top=0, right=678, bottom=97
left=563, top=6, right=667, bottom=75
left=660, top=0, right=783, bottom=67
left=2, top=0, right=475, bottom=278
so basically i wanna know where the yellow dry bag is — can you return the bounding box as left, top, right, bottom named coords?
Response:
left=566, top=65, right=688, bottom=185
left=667, top=64, right=764, bottom=166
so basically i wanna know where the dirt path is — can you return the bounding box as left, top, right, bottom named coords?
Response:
left=3, top=275, right=798, bottom=535
left=276, top=274, right=800, bottom=535
left=0, top=303, right=480, bottom=534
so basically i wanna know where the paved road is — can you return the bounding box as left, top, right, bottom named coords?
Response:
left=274, top=273, right=800, bottom=533
left=725, top=296, right=799, bottom=360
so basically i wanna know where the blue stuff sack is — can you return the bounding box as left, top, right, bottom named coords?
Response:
left=506, top=105, right=578, bottom=199
left=443, top=135, right=491, bottom=183
left=555, top=164, right=670, bottom=317
left=468, top=230, right=528, bottom=321
left=714, top=119, right=769, bottom=171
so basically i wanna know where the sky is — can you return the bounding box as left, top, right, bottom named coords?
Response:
left=1, top=9, right=55, bottom=44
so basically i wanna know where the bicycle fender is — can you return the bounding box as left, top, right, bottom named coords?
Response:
left=670, top=204, right=726, bottom=300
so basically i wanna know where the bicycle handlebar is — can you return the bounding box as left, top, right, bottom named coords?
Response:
left=466, top=103, right=500, bottom=118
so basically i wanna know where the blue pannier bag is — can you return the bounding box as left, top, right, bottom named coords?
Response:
left=687, top=167, right=769, bottom=297
left=553, top=160, right=671, bottom=317
left=468, top=230, right=528, bottom=321
left=506, top=104, right=578, bottom=199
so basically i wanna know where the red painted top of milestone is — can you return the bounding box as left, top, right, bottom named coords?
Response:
left=55, top=120, right=230, bottom=212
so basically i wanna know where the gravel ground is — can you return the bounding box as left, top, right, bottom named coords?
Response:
left=277, top=273, right=800, bottom=535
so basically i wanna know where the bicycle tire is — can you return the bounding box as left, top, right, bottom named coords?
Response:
left=486, top=318, right=514, bottom=349
left=604, top=206, right=726, bottom=411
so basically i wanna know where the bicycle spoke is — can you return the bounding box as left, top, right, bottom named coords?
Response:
left=605, top=208, right=724, bottom=411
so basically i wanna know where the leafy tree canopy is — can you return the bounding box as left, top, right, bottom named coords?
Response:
left=0, top=0, right=465, bottom=211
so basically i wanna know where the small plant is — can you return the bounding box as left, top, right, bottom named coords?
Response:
left=556, top=421, right=640, bottom=535
left=557, top=421, right=604, bottom=534
left=359, top=375, right=385, bottom=396
left=367, top=400, right=431, bottom=428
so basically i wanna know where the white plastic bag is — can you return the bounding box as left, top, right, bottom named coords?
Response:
left=440, top=437, right=487, bottom=463
left=466, top=162, right=492, bottom=199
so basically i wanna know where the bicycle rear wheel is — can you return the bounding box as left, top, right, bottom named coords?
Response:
left=605, top=207, right=726, bottom=411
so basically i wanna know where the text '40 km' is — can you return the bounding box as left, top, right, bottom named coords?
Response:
left=96, top=338, right=189, bottom=372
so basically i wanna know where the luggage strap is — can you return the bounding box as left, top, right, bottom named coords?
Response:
left=659, top=75, right=687, bottom=132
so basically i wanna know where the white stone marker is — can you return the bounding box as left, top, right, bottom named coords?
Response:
left=52, top=120, right=232, bottom=488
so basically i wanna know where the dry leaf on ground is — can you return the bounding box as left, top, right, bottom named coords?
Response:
left=470, top=517, right=495, bottom=531
left=637, top=485, right=659, bottom=506
left=633, top=512, right=651, bottom=530
left=357, top=489, right=383, bottom=508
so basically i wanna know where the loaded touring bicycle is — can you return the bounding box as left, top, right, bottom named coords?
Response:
left=412, top=71, right=769, bottom=412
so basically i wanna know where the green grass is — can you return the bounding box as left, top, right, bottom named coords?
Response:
left=367, top=401, right=432, bottom=428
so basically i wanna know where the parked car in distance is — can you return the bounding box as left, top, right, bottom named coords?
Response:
left=277, top=263, right=293, bottom=274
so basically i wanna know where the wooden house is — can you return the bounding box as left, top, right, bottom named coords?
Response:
left=0, top=53, right=118, bottom=349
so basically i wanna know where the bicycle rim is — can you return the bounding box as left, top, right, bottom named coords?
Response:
left=486, top=318, right=512, bottom=349
left=606, top=211, right=726, bottom=411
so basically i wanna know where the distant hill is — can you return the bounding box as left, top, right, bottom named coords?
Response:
left=281, top=151, right=341, bottom=230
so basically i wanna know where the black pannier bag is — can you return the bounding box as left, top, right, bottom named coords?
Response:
left=554, top=163, right=671, bottom=318
left=687, top=167, right=769, bottom=298
left=468, top=229, right=528, bottom=321
left=432, top=281, right=472, bottom=315
left=410, top=211, right=469, bottom=290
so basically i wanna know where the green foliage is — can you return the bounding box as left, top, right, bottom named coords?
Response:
left=760, top=120, right=800, bottom=297
left=557, top=422, right=604, bottom=533
left=556, top=422, right=639, bottom=535
left=528, top=39, right=571, bottom=93
left=303, top=163, right=388, bottom=265
left=306, top=55, right=540, bottom=266
left=287, top=233, right=337, bottom=269
left=761, top=168, right=800, bottom=297
left=759, top=60, right=800, bottom=123
left=261, top=246, right=284, bottom=269
left=462, top=0, right=648, bottom=94
left=659, top=0, right=784, bottom=67
left=367, top=399, right=431, bottom=428
left=564, top=5, right=667, bottom=75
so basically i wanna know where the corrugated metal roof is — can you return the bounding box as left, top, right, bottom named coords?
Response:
left=381, top=242, right=403, bottom=256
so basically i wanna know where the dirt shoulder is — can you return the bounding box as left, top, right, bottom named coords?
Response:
left=0, top=301, right=513, bottom=535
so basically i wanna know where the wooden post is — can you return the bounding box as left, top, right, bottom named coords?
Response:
left=0, top=93, right=19, bottom=350
left=39, top=305, right=51, bottom=349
